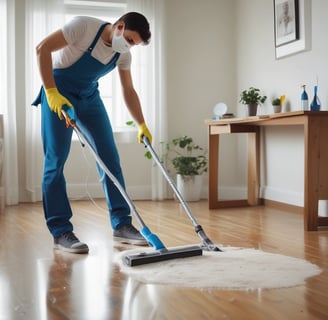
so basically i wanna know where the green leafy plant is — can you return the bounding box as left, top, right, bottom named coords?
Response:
left=239, top=87, right=267, bottom=105
left=163, top=136, right=207, bottom=176
left=272, top=98, right=281, bottom=106
left=125, top=120, right=135, bottom=127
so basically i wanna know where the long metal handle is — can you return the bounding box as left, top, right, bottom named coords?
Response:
left=142, top=136, right=221, bottom=251
left=142, top=136, right=199, bottom=226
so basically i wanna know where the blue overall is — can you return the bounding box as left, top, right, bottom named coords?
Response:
left=32, top=23, right=131, bottom=237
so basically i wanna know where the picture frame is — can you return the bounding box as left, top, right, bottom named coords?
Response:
left=274, top=0, right=311, bottom=59
left=274, top=0, right=299, bottom=47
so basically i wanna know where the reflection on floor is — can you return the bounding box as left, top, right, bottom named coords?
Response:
left=0, top=199, right=327, bottom=319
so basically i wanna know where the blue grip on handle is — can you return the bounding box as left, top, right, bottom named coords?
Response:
left=62, top=105, right=77, bottom=123
left=141, top=226, right=165, bottom=250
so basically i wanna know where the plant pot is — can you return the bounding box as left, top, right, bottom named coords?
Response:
left=247, top=103, right=258, bottom=116
left=176, top=174, right=203, bottom=202
left=273, top=105, right=282, bottom=113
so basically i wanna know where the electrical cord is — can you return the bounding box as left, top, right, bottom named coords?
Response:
left=70, top=140, right=108, bottom=214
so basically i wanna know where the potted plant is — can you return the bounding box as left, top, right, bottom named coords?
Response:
left=272, top=97, right=282, bottom=113
left=239, top=87, right=267, bottom=116
left=271, top=95, right=285, bottom=113
left=163, top=136, right=208, bottom=201
left=126, top=121, right=207, bottom=201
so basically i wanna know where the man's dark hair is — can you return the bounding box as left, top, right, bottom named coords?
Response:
left=115, top=12, right=151, bottom=45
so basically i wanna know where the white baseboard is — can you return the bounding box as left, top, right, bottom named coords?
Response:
left=207, top=185, right=304, bottom=207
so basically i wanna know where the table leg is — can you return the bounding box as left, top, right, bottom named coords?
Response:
left=208, top=132, right=219, bottom=209
left=304, top=116, right=320, bottom=231
left=305, top=115, right=328, bottom=230
left=247, top=129, right=260, bottom=205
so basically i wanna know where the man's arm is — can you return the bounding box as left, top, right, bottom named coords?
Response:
left=36, top=30, right=73, bottom=118
left=119, top=68, right=152, bottom=143
left=118, top=68, right=145, bottom=125
left=36, top=29, right=68, bottom=89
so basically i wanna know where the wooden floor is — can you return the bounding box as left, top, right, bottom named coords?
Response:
left=0, top=199, right=327, bottom=320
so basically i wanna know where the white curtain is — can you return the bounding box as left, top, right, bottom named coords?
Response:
left=127, top=0, right=168, bottom=199
left=25, top=0, right=65, bottom=202
left=0, top=0, right=19, bottom=205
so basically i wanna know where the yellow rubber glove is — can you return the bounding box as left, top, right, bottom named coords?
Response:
left=138, top=122, right=152, bottom=144
left=45, top=87, right=73, bottom=119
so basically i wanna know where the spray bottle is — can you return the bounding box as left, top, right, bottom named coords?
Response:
left=301, top=85, right=308, bottom=111
left=310, top=85, right=321, bottom=111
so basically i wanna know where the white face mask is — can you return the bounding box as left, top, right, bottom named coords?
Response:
left=112, top=27, right=131, bottom=53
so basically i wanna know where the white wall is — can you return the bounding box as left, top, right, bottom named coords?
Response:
left=165, top=0, right=240, bottom=199
left=235, top=0, right=327, bottom=206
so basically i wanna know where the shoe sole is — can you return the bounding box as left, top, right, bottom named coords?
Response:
left=54, top=244, right=89, bottom=254
left=113, top=236, right=148, bottom=246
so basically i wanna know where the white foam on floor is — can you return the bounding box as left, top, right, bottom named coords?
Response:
left=115, top=246, right=322, bottom=290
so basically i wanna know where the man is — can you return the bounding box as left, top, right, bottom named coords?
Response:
left=32, top=12, right=152, bottom=254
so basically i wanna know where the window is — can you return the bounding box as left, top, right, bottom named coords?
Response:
left=64, top=0, right=135, bottom=132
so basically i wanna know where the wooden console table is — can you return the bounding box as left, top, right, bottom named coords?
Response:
left=205, top=111, right=328, bottom=231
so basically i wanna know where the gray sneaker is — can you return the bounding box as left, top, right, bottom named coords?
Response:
left=113, top=224, right=148, bottom=246
left=54, top=231, right=89, bottom=254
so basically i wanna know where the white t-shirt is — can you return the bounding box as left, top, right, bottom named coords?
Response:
left=52, top=16, right=131, bottom=70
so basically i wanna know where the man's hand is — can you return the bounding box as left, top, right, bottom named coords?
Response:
left=45, top=87, right=73, bottom=119
left=138, top=122, right=152, bottom=144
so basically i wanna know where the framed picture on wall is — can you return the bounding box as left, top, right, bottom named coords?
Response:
left=274, top=0, right=299, bottom=47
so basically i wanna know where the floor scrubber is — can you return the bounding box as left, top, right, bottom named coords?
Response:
left=62, top=107, right=221, bottom=267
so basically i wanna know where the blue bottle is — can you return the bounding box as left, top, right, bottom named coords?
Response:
left=310, top=85, right=321, bottom=111
left=301, top=85, right=308, bottom=110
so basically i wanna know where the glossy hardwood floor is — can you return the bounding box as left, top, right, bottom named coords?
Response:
left=0, top=199, right=327, bottom=320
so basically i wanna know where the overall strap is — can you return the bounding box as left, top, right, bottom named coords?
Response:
left=87, top=23, right=110, bottom=53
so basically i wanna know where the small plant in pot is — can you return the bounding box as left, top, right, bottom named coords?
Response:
left=163, top=135, right=208, bottom=201
left=126, top=121, right=207, bottom=201
left=165, top=136, right=207, bottom=176
left=271, top=95, right=285, bottom=113
left=239, top=87, right=267, bottom=116
left=272, top=97, right=282, bottom=113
